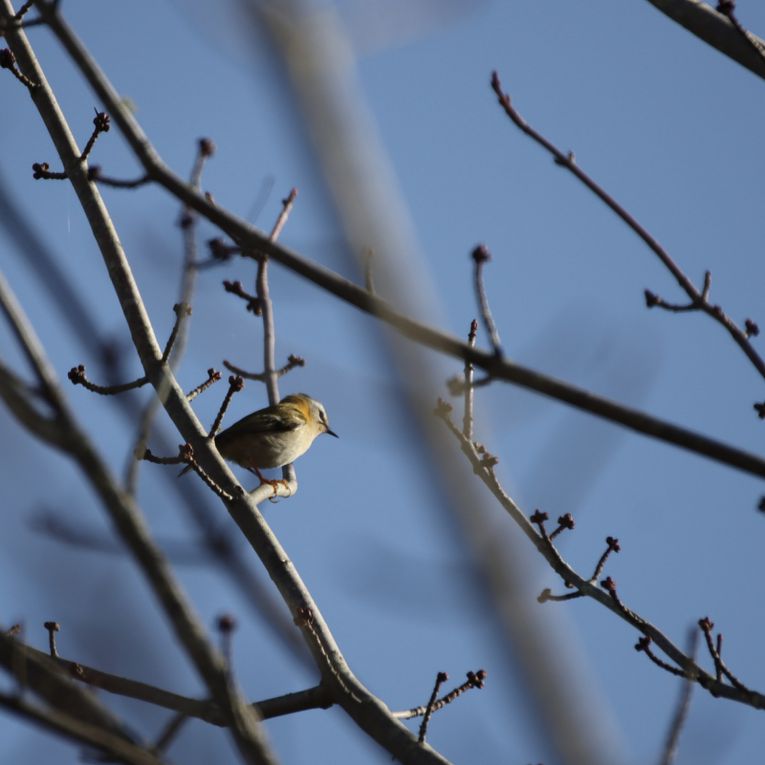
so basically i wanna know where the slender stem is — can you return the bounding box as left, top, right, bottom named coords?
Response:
left=462, top=320, right=477, bottom=439
left=254, top=188, right=298, bottom=485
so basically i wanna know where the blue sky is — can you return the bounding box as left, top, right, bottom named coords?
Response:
left=2, top=1, right=765, bottom=763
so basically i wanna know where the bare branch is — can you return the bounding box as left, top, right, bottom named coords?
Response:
left=470, top=245, right=502, bottom=355
left=462, top=319, right=478, bottom=439
left=434, top=403, right=765, bottom=711
left=0, top=693, right=164, bottom=765
left=28, top=5, right=765, bottom=480
left=490, top=70, right=765, bottom=388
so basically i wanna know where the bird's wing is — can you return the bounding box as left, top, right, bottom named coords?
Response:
left=218, top=405, right=305, bottom=442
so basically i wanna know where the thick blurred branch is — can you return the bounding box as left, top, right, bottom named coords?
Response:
left=0, top=694, right=165, bottom=765
left=0, top=632, right=332, bottom=726
left=645, top=0, right=765, bottom=79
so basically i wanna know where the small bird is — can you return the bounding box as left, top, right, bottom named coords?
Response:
left=181, top=394, right=337, bottom=488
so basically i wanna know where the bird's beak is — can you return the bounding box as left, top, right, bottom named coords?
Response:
left=325, top=427, right=339, bottom=438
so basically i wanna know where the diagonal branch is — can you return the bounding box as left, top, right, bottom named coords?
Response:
left=435, top=405, right=765, bottom=712
left=490, top=70, right=765, bottom=386
left=0, top=693, right=165, bottom=765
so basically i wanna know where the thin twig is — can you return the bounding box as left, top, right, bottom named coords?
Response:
left=418, top=672, right=448, bottom=743
left=185, top=368, right=221, bottom=402
left=0, top=46, right=37, bottom=88
left=13, top=0, right=34, bottom=20
left=396, top=670, right=487, bottom=722
left=209, top=375, right=244, bottom=439
left=88, top=166, right=150, bottom=188
left=152, top=712, right=188, bottom=755
left=589, top=536, right=621, bottom=582
left=125, top=138, right=210, bottom=493
left=31, top=110, right=110, bottom=179
left=434, top=404, right=765, bottom=710
left=269, top=187, right=297, bottom=242
left=68, top=363, right=147, bottom=394
left=161, top=303, right=192, bottom=363
left=43, top=621, right=59, bottom=658
left=698, top=617, right=750, bottom=692
left=490, top=70, right=765, bottom=385
left=223, top=279, right=260, bottom=314
left=79, top=108, right=110, bottom=161
left=635, top=637, right=686, bottom=678
left=471, top=245, right=502, bottom=355
left=222, top=354, right=305, bottom=382
left=142, top=447, right=186, bottom=466
left=244, top=187, right=299, bottom=488
left=462, top=319, right=478, bottom=439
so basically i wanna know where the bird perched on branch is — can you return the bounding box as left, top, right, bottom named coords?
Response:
left=181, top=394, right=337, bottom=488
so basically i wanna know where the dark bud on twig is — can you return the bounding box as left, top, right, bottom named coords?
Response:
left=216, top=614, right=237, bottom=634
left=471, top=244, right=490, bottom=265
left=0, top=48, right=15, bottom=68
left=744, top=319, right=759, bottom=338
left=558, top=513, right=575, bottom=531
left=530, top=509, right=549, bottom=525
left=209, top=238, right=232, bottom=261
left=68, top=365, right=86, bottom=385
left=644, top=289, right=659, bottom=308
left=634, top=635, right=651, bottom=652
left=198, top=137, right=216, bottom=157
left=466, top=669, right=487, bottom=689
left=92, top=110, right=110, bottom=134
